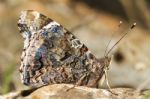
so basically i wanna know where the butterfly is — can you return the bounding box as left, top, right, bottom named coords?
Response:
left=18, top=10, right=136, bottom=88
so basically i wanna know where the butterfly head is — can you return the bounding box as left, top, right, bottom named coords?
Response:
left=99, top=55, right=112, bottom=70
left=104, top=56, right=112, bottom=70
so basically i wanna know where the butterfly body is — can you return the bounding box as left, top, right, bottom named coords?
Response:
left=18, top=10, right=111, bottom=87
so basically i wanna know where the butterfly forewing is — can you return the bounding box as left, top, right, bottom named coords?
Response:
left=18, top=10, right=107, bottom=87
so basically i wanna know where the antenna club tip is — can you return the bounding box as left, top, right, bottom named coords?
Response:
left=119, top=21, right=123, bottom=24
left=131, top=22, right=136, bottom=29
left=118, top=21, right=123, bottom=27
left=133, top=22, right=137, bottom=26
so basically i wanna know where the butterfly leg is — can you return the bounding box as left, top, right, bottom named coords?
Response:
left=66, top=74, right=87, bottom=91
left=86, top=78, right=99, bottom=88
left=66, top=84, right=76, bottom=92
left=76, top=73, right=88, bottom=86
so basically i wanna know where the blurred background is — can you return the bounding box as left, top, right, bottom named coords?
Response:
left=0, top=0, right=150, bottom=94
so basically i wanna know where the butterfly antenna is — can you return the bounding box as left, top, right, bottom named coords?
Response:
left=104, top=35, right=113, bottom=57
left=104, top=21, right=123, bottom=57
left=105, top=23, right=136, bottom=56
left=103, top=21, right=123, bottom=93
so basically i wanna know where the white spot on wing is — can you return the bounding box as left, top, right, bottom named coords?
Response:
left=71, top=39, right=83, bottom=49
left=18, top=11, right=27, bottom=23
left=32, top=11, right=40, bottom=19
left=43, top=21, right=60, bottom=29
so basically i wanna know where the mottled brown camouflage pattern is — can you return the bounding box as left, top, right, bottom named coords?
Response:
left=18, top=10, right=111, bottom=88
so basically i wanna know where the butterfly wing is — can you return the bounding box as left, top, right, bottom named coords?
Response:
left=18, top=10, right=104, bottom=87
